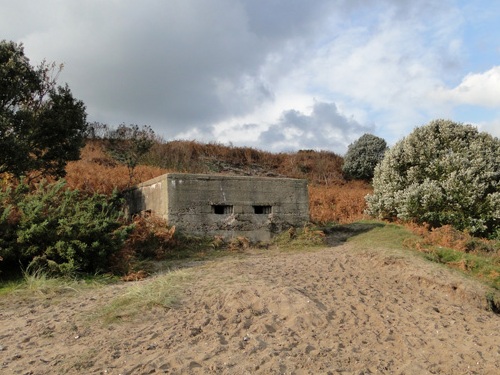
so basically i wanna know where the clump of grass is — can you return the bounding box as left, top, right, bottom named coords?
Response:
left=272, top=225, right=326, bottom=250
left=0, top=280, right=21, bottom=296
left=0, top=265, right=116, bottom=298
left=99, top=269, right=191, bottom=323
left=21, top=267, right=68, bottom=294
left=5, top=266, right=81, bottom=298
left=228, top=236, right=251, bottom=252
left=486, top=291, right=500, bottom=314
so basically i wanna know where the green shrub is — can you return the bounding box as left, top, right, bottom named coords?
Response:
left=366, top=119, right=500, bottom=238
left=342, top=133, right=387, bottom=181
left=0, top=180, right=131, bottom=276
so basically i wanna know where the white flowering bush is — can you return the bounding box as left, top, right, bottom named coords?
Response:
left=342, top=134, right=387, bottom=181
left=366, top=119, right=500, bottom=238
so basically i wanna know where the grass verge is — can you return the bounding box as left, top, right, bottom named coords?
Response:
left=408, top=245, right=500, bottom=290
left=343, top=220, right=419, bottom=250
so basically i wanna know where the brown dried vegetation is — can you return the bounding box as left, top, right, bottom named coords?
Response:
left=110, top=214, right=177, bottom=275
left=404, top=223, right=499, bottom=255
left=65, top=140, right=169, bottom=194
left=402, top=223, right=500, bottom=290
left=141, top=141, right=345, bottom=184
left=309, top=181, right=372, bottom=224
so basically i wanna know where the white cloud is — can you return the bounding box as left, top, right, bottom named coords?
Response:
left=476, top=119, right=500, bottom=139
left=211, top=101, right=373, bottom=153
left=434, top=66, right=500, bottom=107
left=253, top=1, right=465, bottom=145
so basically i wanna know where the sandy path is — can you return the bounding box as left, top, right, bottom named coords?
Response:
left=1, top=243, right=499, bottom=374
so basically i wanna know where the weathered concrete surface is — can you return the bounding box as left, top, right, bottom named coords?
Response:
left=129, top=173, right=309, bottom=241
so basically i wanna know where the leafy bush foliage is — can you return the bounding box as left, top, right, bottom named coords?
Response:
left=0, top=180, right=130, bottom=276
left=342, top=134, right=387, bottom=181
left=366, top=119, right=500, bottom=238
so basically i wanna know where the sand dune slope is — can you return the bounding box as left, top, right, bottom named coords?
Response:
left=1, top=244, right=499, bottom=374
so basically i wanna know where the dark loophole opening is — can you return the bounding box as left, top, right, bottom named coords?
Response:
left=212, top=205, right=233, bottom=214
left=253, top=205, right=272, bottom=214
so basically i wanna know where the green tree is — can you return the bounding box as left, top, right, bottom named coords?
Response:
left=342, top=133, right=387, bottom=181
left=0, top=40, right=87, bottom=178
left=104, top=123, right=156, bottom=186
left=366, top=119, right=500, bottom=238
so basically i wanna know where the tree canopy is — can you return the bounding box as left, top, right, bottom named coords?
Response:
left=342, top=133, right=387, bottom=181
left=366, top=119, right=500, bottom=238
left=0, top=40, right=87, bottom=178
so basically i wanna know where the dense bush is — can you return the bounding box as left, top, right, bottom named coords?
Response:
left=342, top=134, right=387, bottom=181
left=366, top=119, right=500, bottom=238
left=0, top=180, right=131, bottom=276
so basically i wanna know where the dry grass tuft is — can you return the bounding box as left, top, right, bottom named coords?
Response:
left=228, top=236, right=251, bottom=252
left=121, top=270, right=148, bottom=282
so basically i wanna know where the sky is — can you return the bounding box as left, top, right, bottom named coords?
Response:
left=1, top=0, right=500, bottom=154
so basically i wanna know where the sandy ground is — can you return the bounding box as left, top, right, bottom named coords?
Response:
left=1, top=239, right=499, bottom=375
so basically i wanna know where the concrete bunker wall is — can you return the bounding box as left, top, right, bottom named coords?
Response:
left=130, top=173, right=309, bottom=241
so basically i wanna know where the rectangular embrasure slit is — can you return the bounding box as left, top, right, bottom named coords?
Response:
left=253, top=205, right=272, bottom=214
left=212, top=204, right=233, bottom=214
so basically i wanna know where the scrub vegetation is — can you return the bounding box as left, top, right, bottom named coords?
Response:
left=1, top=41, right=498, bottom=298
